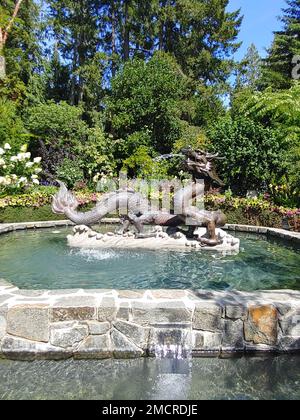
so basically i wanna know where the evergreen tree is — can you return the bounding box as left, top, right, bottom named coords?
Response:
left=235, top=44, right=262, bottom=90
left=263, top=0, right=300, bottom=89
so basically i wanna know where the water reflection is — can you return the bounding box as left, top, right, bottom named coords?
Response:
left=0, top=356, right=299, bottom=400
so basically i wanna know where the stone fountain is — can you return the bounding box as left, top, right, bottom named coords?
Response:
left=52, top=148, right=240, bottom=252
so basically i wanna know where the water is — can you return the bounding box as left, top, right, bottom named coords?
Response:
left=0, top=356, right=299, bottom=400
left=0, top=227, right=299, bottom=291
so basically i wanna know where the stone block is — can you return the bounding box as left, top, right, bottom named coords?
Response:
left=50, top=322, right=88, bottom=349
left=113, top=320, right=150, bottom=350
left=225, top=305, right=246, bottom=320
left=74, top=334, right=112, bottom=359
left=279, top=311, right=300, bottom=336
left=111, top=329, right=144, bottom=358
left=88, top=321, right=110, bottom=335
left=150, top=290, right=187, bottom=300
left=7, top=305, right=49, bottom=343
left=117, top=291, right=145, bottom=299
left=51, top=296, right=97, bottom=322
left=222, top=319, right=244, bottom=351
left=244, top=305, right=278, bottom=346
left=193, top=303, right=223, bottom=332
left=1, top=335, right=71, bottom=360
left=279, top=336, right=300, bottom=351
left=98, top=297, right=117, bottom=322
left=0, top=315, right=6, bottom=340
left=132, top=301, right=192, bottom=326
left=116, top=302, right=131, bottom=321
left=193, top=331, right=222, bottom=352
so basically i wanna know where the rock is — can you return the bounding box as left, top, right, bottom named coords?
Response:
left=193, top=331, right=222, bottom=353
left=244, top=305, right=278, bottom=346
left=88, top=321, right=110, bottom=335
left=75, top=334, right=112, bottom=359
left=1, top=335, right=71, bottom=360
left=116, top=302, right=131, bottom=321
left=279, top=336, right=300, bottom=351
left=222, top=319, right=244, bottom=351
left=0, top=315, right=6, bottom=340
left=50, top=322, right=88, bottom=349
left=279, top=310, right=300, bottom=336
left=98, top=297, right=117, bottom=322
left=51, top=296, right=97, bottom=322
left=7, top=305, right=49, bottom=343
left=0, top=294, right=14, bottom=306
left=225, top=305, right=247, bottom=320
left=113, top=320, right=150, bottom=350
left=117, top=291, right=145, bottom=299
left=193, top=303, right=223, bottom=332
left=150, top=290, right=187, bottom=300
left=111, top=329, right=144, bottom=358
left=132, top=301, right=192, bottom=326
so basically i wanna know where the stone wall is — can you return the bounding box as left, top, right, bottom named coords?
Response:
left=0, top=280, right=299, bottom=360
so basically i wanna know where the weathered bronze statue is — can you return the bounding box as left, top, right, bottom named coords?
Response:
left=52, top=149, right=227, bottom=247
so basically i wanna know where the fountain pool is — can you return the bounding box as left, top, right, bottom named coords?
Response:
left=0, top=226, right=299, bottom=291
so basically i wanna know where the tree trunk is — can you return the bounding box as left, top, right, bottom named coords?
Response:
left=111, top=3, right=117, bottom=77
left=0, top=54, right=6, bottom=79
left=123, top=0, right=130, bottom=61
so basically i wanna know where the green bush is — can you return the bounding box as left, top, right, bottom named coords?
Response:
left=56, top=159, right=85, bottom=189
left=208, top=116, right=285, bottom=196
left=0, top=99, right=30, bottom=150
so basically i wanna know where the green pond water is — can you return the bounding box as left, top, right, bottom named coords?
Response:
left=0, top=227, right=299, bottom=291
left=0, top=356, right=299, bottom=400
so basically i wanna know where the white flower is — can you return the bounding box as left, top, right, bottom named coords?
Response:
left=31, top=174, right=39, bottom=179
left=32, top=179, right=40, bottom=185
left=19, top=177, right=27, bottom=184
left=25, top=152, right=31, bottom=159
left=0, top=177, right=5, bottom=185
left=11, top=174, right=18, bottom=180
left=34, top=157, right=42, bottom=164
left=25, top=162, right=34, bottom=168
left=34, top=168, right=42, bottom=174
left=10, top=156, right=18, bottom=162
left=20, top=144, right=28, bottom=152
left=0, top=148, right=5, bottom=155
left=4, top=143, right=11, bottom=150
left=0, top=158, right=5, bottom=166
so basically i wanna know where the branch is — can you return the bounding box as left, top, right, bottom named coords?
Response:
left=3, top=0, right=23, bottom=45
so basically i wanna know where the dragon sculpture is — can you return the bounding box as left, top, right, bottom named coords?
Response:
left=52, top=149, right=227, bottom=247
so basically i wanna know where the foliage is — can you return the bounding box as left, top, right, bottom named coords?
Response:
left=208, top=116, right=285, bottom=196
left=0, top=0, right=42, bottom=101
left=0, top=99, right=29, bottom=149
left=0, top=143, right=42, bottom=194
left=262, top=0, right=300, bottom=89
left=234, top=44, right=263, bottom=91
left=106, top=52, right=192, bottom=156
left=56, top=158, right=85, bottom=188
left=238, top=83, right=300, bottom=206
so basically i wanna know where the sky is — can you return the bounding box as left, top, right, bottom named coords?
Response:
left=228, top=0, right=287, bottom=60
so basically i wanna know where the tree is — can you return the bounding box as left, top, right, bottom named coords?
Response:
left=0, top=0, right=23, bottom=78
left=238, top=83, right=300, bottom=204
left=47, top=0, right=104, bottom=107
left=208, top=116, right=285, bottom=196
left=106, top=52, right=193, bottom=159
left=263, top=0, right=300, bottom=89
left=235, top=44, right=263, bottom=90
